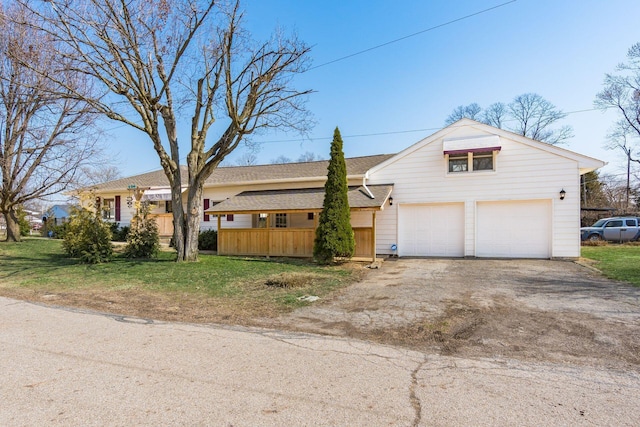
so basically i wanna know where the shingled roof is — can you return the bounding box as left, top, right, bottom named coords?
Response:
left=205, top=185, right=393, bottom=214
left=87, top=154, right=395, bottom=191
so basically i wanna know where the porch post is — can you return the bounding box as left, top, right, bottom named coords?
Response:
left=266, top=213, right=271, bottom=258
left=371, top=211, right=377, bottom=262
left=217, top=214, right=222, bottom=255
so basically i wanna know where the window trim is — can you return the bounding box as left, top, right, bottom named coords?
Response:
left=446, top=150, right=497, bottom=174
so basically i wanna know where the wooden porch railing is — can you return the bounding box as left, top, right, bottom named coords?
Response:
left=218, top=227, right=374, bottom=259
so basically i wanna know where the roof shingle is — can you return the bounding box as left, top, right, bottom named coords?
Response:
left=205, top=185, right=393, bottom=213
left=86, top=154, right=395, bottom=192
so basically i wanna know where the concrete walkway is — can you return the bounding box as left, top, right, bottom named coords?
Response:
left=1, top=297, right=639, bottom=426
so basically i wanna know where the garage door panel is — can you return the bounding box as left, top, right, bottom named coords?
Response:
left=399, top=203, right=464, bottom=257
left=477, top=200, right=550, bottom=258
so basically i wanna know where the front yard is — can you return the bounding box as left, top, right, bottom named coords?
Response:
left=581, top=244, right=640, bottom=286
left=0, top=238, right=362, bottom=324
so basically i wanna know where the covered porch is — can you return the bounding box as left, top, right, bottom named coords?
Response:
left=205, top=185, right=392, bottom=261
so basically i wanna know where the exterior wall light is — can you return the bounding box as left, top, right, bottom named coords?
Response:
left=389, top=197, right=393, bottom=206
left=559, top=189, right=566, bottom=200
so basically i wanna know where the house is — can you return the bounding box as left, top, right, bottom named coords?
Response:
left=44, top=204, right=72, bottom=226
left=83, top=119, right=605, bottom=259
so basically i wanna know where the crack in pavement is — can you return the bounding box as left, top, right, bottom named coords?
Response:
left=410, top=355, right=428, bottom=427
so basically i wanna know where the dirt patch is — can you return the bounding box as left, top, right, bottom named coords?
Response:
left=0, top=287, right=284, bottom=325
left=359, top=296, right=640, bottom=367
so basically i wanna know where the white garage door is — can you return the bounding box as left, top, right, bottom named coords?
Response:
left=398, top=203, right=464, bottom=257
left=476, top=200, right=551, bottom=258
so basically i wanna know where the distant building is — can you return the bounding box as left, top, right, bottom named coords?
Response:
left=44, top=205, right=73, bottom=226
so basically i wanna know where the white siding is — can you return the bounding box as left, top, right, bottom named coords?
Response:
left=368, top=126, right=581, bottom=258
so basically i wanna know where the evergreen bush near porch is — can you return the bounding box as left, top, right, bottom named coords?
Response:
left=313, top=127, right=355, bottom=264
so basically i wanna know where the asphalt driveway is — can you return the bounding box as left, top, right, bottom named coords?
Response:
left=268, top=259, right=640, bottom=369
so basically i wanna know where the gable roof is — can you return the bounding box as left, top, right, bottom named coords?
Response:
left=205, top=185, right=393, bottom=214
left=45, top=204, right=72, bottom=218
left=367, top=119, right=606, bottom=176
left=87, top=154, right=395, bottom=192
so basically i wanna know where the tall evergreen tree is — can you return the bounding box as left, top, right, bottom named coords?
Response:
left=314, top=127, right=355, bottom=264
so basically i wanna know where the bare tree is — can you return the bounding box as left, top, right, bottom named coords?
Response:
left=234, top=151, right=258, bottom=166
left=0, top=3, right=98, bottom=242
left=444, top=94, right=573, bottom=145
left=482, top=102, right=508, bottom=129
left=80, top=165, right=122, bottom=186
left=595, top=42, right=640, bottom=209
left=508, top=93, right=572, bottom=145
left=445, top=103, right=482, bottom=125
left=297, top=151, right=323, bottom=162
left=270, top=155, right=292, bottom=164
left=599, top=173, right=633, bottom=211
left=24, top=0, right=312, bottom=261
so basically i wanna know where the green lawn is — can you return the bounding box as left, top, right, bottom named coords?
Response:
left=0, top=238, right=359, bottom=320
left=581, top=244, right=640, bottom=287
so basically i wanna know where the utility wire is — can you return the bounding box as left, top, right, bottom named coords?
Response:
left=253, top=106, right=615, bottom=145
left=307, top=0, right=518, bottom=71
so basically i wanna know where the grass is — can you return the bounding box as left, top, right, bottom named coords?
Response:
left=581, top=244, right=640, bottom=287
left=0, top=237, right=362, bottom=323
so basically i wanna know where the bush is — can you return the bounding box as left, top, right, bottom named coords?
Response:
left=123, top=203, right=159, bottom=259
left=62, top=208, right=113, bottom=263
left=198, top=229, right=217, bottom=251
left=110, top=222, right=130, bottom=242
left=45, top=222, right=70, bottom=239
left=16, top=206, right=31, bottom=237
left=314, top=127, right=354, bottom=264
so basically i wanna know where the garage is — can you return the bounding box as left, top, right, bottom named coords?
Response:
left=398, top=203, right=464, bottom=257
left=476, top=200, right=551, bottom=258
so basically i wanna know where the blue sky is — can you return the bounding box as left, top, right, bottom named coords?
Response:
left=106, top=0, right=640, bottom=181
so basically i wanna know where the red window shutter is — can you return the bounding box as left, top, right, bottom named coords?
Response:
left=203, top=199, right=210, bottom=222
left=226, top=214, right=234, bottom=222
left=115, top=195, right=121, bottom=222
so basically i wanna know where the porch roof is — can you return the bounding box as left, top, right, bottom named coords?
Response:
left=205, top=185, right=393, bottom=214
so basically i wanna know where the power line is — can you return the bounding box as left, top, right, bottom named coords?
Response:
left=251, top=106, right=616, bottom=145
left=307, top=0, right=518, bottom=71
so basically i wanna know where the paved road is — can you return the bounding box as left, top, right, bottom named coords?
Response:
left=2, top=296, right=640, bottom=426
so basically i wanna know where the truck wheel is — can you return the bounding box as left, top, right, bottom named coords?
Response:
left=588, top=234, right=602, bottom=242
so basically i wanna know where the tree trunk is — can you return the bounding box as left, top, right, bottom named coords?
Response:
left=4, top=207, right=22, bottom=242
left=169, top=179, right=186, bottom=261
left=183, top=181, right=204, bottom=262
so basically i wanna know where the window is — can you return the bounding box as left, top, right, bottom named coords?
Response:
left=625, top=219, right=637, bottom=227
left=226, top=214, right=234, bottom=222
left=472, top=151, right=494, bottom=171
left=605, top=220, right=623, bottom=227
left=307, top=212, right=314, bottom=221
left=102, top=199, right=115, bottom=220
left=165, top=201, right=173, bottom=213
left=448, top=151, right=495, bottom=173
left=448, top=154, right=468, bottom=172
left=275, top=213, right=287, bottom=228
left=257, top=213, right=267, bottom=228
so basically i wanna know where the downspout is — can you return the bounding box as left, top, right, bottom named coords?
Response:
left=362, top=174, right=375, bottom=199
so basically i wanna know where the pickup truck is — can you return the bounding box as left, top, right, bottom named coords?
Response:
left=580, top=217, right=640, bottom=242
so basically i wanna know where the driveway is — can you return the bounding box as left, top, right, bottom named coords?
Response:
left=267, top=259, right=640, bottom=369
